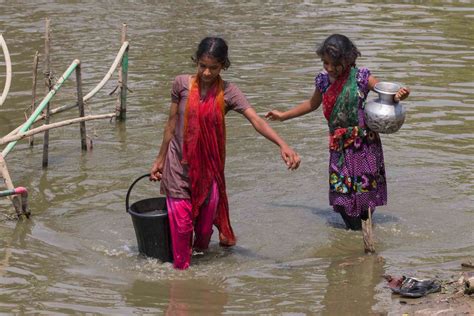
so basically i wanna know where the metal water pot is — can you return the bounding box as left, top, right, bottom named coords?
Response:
left=364, top=82, right=406, bottom=134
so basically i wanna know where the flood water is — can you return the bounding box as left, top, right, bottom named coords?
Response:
left=1, top=1, right=473, bottom=314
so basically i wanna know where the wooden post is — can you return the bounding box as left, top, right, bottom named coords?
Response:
left=42, top=18, right=52, bottom=168
left=362, top=207, right=375, bottom=253
left=29, top=51, right=39, bottom=147
left=117, top=23, right=128, bottom=121
left=75, top=63, right=87, bottom=151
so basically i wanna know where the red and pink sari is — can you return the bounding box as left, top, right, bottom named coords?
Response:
left=182, top=75, right=235, bottom=246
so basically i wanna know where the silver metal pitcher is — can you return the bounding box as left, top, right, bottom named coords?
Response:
left=364, top=82, right=406, bottom=134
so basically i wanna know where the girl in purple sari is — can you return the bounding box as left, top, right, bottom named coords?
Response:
left=266, top=34, right=409, bottom=234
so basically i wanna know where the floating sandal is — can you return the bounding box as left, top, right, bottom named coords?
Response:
left=388, top=276, right=441, bottom=298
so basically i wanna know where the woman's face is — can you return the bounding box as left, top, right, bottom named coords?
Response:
left=197, top=55, right=223, bottom=85
left=321, top=54, right=345, bottom=79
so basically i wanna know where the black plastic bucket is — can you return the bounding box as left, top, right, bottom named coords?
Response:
left=126, top=174, right=173, bottom=262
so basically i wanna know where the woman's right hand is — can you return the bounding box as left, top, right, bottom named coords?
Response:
left=150, top=157, right=164, bottom=181
left=265, top=110, right=285, bottom=121
left=280, top=144, right=301, bottom=170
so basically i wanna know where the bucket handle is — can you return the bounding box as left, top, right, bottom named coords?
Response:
left=125, top=173, right=152, bottom=213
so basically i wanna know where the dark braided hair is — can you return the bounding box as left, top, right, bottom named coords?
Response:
left=192, top=37, right=231, bottom=70
left=316, top=34, right=361, bottom=68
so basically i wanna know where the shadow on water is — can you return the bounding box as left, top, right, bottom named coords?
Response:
left=269, top=202, right=400, bottom=228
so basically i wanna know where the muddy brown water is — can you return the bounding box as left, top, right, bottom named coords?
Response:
left=1, top=1, right=473, bottom=314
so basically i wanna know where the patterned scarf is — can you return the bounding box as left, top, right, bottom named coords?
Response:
left=323, top=67, right=362, bottom=166
left=182, top=75, right=236, bottom=246
left=323, top=67, right=359, bottom=133
left=322, top=68, right=350, bottom=122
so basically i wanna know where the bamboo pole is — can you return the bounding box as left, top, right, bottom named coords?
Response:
left=362, top=207, right=375, bottom=253
left=117, top=24, right=127, bottom=103
left=28, top=51, right=40, bottom=146
left=0, top=113, right=115, bottom=146
left=75, top=64, right=87, bottom=151
left=118, top=23, right=128, bottom=121
left=0, top=34, right=12, bottom=107
left=0, top=155, right=22, bottom=216
left=118, top=47, right=129, bottom=120
left=1, top=59, right=80, bottom=158
left=3, top=41, right=129, bottom=140
left=43, top=18, right=52, bottom=168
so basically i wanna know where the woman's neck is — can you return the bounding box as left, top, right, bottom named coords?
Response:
left=199, top=79, right=217, bottom=99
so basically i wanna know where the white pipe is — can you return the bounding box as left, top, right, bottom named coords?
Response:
left=83, top=41, right=129, bottom=101
left=0, top=34, right=12, bottom=107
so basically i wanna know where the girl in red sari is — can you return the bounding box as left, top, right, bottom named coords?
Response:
left=266, top=34, right=409, bottom=249
left=150, top=37, right=300, bottom=269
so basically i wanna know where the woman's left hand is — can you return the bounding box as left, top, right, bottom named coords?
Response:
left=280, top=145, right=301, bottom=170
left=394, top=87, right=410, bottom=102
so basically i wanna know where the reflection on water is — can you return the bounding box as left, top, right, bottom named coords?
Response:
left=1, top=1, right=473, bottom=314
left=321, top=255, right=385, bottom=316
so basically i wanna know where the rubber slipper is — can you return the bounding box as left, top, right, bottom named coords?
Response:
left=390, top=276, right=441, bottom=298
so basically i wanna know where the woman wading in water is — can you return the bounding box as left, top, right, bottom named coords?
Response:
left=266, top=34, right=409, bottom=252
left=150, top=37, right=300, bottom=269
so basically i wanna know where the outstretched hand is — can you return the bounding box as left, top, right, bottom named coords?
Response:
left=280, top=145, right=301, bottom=170
left=394, top=87, right=410, bottom=102
left=265, top=110, right=285, bottom=121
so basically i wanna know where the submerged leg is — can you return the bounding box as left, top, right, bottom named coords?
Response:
left=193, top=181, right=219, bottom=250
left=336, top=205, right=362, bottom=230
left=166, top=197, right=193, bottom=270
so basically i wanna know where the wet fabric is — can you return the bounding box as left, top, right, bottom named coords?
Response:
left=160, top=75, right=251, bottom=199
left=325, top=67, right=360, bottom=132
left=160, top=75, right=252, bottom=250
left=316, top=67, right=387, bottom=217
left=322, top=67, right=350, bottom=121
left=182, top=76, right=235, bottom=246
left=166, top=181, right=219, bottom=270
